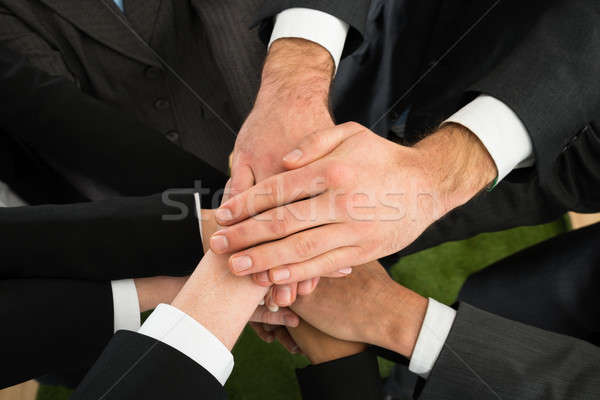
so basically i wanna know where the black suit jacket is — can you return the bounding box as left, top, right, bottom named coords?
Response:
left=0, top=46, right=229, bottom=280
left=72, top=334, right=383, bottom=400
left=0, top=0, right=258, bottom=199
left=258, top=0, right=600, bottom=260
left=71, top=331, right=226, bottom=400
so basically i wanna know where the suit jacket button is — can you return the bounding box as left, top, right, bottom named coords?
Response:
left=165, top=131, right=180, bottom=143
left=145, top=66, right=162, bottom=79
left=154, top=98, right=171, bottom=110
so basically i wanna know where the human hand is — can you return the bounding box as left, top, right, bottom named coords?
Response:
left=291, top=261, right=427, bottom=358
left=211, top=122, right=496, bottom=288
left=228, top=38, right=335, bottom=193
left=287, top=320, right=367, bottom=364
left=223, top=38, right=337, bottom=307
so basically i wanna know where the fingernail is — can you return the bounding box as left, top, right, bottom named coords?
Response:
left=268, top=304, right=279, bottom=312
left=256, top=271, right=270, bottom=283
left=210, top=235, right=229, bottom=252
left=271, top=268, right=291, bottom=282
left=338, top=267, right=353, bottom=275
left=283, top=149, right=303, bottom=163
left=259, top=298, right=265, bottom=306
left=277, top=286, right=292, bottom=305
left=231, top=255, right=253, bottom=272
left=215, top=208, right=233, bottom=222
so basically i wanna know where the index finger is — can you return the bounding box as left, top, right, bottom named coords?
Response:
left=214, top=163, right=325, bottom=226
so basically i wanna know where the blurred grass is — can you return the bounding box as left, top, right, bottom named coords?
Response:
left=37, top=217, right=568, bottom=400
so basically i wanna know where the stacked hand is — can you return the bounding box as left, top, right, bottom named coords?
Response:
left=211, top=122, right=496, bottom=307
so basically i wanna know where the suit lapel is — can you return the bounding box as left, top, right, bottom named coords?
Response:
left=124, top=0, right=162, bottom=44
left=38, top=0, right=161, bottom=67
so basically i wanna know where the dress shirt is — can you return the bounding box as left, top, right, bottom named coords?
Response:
left=268, top=9, right=535, bottom=183
left=269, top=8, right=349, bottom=72
left=0, top=181, right=26, bottom=207
left=408, top=298, right=456, bottom=379
left=138, top=304, right=234, bottom=386
left=112, top=0, right=124, bottom=12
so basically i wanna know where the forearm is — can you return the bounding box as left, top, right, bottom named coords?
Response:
left=256, top=38, right=334, bottom=118
left=172, top=251, right=269, bottom=350
left=288, top=320, right=366, bottom=364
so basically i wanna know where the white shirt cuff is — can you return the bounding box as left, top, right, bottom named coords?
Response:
left=444, top=94, right=534, bottom=182
left=268, top=8, right=349, bottom=72
left=111, top=279, right=141, bottom=333
left=194, top=192, right=204, bottom=245
left=138, top=303, right=234, bottom=386
left=409, top=298, right=456, bottom=379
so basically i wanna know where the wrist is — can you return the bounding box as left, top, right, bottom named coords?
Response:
left=415, top=123, right=497, bottom=214
left=368, top=284, right=427, bottom=358
left=135, top=276, right=187, bottom=313
left=172, top=251, right=268, bottom=350
left=258, top=38, right=333, bottom=112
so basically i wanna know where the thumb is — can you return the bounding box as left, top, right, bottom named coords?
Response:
left=229, top=163, right=255, bottom=198
left=282, top=122, right=364, bottom=170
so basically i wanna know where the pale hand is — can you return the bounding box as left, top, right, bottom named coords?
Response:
left=211, top=122, right=496, bottom=289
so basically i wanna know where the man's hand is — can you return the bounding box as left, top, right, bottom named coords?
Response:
left=211, top=122, right=496, bottom=288
left=292, top=261, right=427, bottom=358
left=223, top=38, right=337, bottom=308
left=228, top=38, right=335, bottom=194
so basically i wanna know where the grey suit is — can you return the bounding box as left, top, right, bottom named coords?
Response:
left=420, top=303, right=600, bottom=400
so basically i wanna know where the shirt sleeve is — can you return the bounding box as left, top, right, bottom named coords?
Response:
left=408, top=298, right=457, bottom=379
left=268, top=8, right=349, bottom=72
left=444, top=94, right=535, bottom=183
left=138, top=303, right=234, bottom=386
left=111, top=279, right=141, bottom=333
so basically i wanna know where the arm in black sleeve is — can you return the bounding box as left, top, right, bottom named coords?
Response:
left=0, top=46, right=227, bottom=201
left=71, top=331, right=225, bottom=400
left=0, top=192, right=203, bottom=280
left=0, top=278, right=113, bottom=389
left=470, top=0, right=600, bottom=212
left=296, top=350, right=383, bottom=399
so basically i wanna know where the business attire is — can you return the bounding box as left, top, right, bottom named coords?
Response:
left=0, top=0, right=268, bottom=206
left=255, top=0, right=600, bottom=261
left=0, top=277, right=383, bottom=400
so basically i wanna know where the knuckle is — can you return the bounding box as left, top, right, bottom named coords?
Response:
left=325, top=163, right=353, bottom=188
left=342, top=121, right=364, bottom=131
left=293, top=237, right=317, bottom=259
left=268, top=216, right=288, bottom=236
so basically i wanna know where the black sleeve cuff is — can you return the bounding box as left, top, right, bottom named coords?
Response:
left=296, top=350, right=383, bottom=399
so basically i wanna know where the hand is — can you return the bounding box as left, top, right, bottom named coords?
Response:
left=287, top=320, right=367, bottom=364
left=291, top=261, right=427, bottom=358
left=211, top=122, right=497, bottom=286
left=228, top=38, right=335, bottom=193
left=223, top=38, right=337, bottom=307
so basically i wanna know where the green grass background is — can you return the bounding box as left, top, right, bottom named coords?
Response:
left=37, top=218, right=569, bottom=400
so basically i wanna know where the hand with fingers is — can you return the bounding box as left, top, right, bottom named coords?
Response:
left=211, top=122, right=497, bottom=304
left=290, top=261, right=428, bottom=359
left=226, top=38, right=340, bottom=309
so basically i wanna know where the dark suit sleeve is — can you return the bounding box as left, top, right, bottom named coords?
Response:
left=0, top=193, right=204, bottom=280
left=470, top=0, right=600, bottom=212
left=0, top=46, right=227, bottom=201
left=255, top=0, right=371, bottom=54
left=71, top=331, right=226, bottom=400
left=0, top=278, right=113, bottom=389
left=296, top=350, right=383, bottom=399
left=419, top=303, right=600, bottom=400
